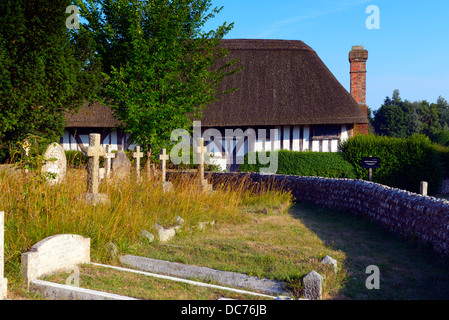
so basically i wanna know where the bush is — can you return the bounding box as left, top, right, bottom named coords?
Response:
left=431, top=131, right=449, bottom=147
left=340, top=134, right=445, bottom=194
left=240, top=150, right=357, bottom=179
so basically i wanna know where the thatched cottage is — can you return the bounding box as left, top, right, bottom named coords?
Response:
left=63, top=39, right=369, bottom=169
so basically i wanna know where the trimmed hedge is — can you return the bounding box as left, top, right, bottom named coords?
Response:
left=340, top=134, right=448, bottom=194
left=239, top=150, right=357, bottom=179
left=64, top=150, right=220, bottom=171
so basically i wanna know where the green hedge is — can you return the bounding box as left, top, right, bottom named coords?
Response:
left=239, top=150, right=357, bottom=179
left=64, top=150, right=221, bottom=171
left=340, top=134, right=447, bottom=194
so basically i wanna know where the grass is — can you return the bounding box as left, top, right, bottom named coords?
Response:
left=0, top=163, right=291, bottom=299
left=43, top=264, right=272, bottom=300
left=2, top=160, right=449, bottom=300
left=117, top=202, right=449, bottom=300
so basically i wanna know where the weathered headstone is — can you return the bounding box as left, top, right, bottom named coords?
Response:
left=195, top=138, right=213, bottom=193
left=173, top=216, right=184, bottom=233
left=303, top=270, right=323, bottom=300
left=133, top=146, right=144, bottom=181
left=0, top=211, right=8, bottom=300
left=321, top=255, right=338, bottom=274
left=111, top=150, right=131, bottom=182
left=41, top=142, right=67, bottom=185
left=145, top=151, right=160, bottom=181
left=104, top=145, right=115, bottom=179
left=139, top=230, right=155, bottom=243
left=153, top=223, right=176, bottom=243
left=81, top=134, right=109, bottom=205
left=159, top=149, right=173, bottom=192
left=21, top=234, right=90, bottom=287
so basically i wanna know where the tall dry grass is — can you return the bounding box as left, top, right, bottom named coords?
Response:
left=0, top=164, right=291, bottom=280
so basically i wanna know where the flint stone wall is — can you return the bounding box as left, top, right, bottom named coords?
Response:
left=168, top=172, right=449, bottom=257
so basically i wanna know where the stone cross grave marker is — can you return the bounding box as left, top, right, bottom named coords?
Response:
left=104, top=145, right=115, bottom=179
left=86, top=134, right=105, bottom=194
left=159, top=149, right=169, bottom=183
left=196, top=138, right=206, bottom=181
left=0, top=211, right=7, bottom=299
left=159, top=149, right=173, bottom=192
left=195, top=138, right=213, bottom=193
left=133, top=146, right=144, bottom=180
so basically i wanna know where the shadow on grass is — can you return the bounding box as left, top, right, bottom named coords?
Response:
left=290, top=202, right=449, bottom=300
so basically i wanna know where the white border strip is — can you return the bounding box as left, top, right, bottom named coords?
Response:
left=91, top=263, right=277, bottom=299
left=31, top=279, right=138, bottom=300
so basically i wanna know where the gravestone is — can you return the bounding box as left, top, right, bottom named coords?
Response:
left=21, top=234, right=90, bottom=287
left=81, top=134, right=109, bottom=205
left=133, top=146, right=144, bottom=180
left=321, top=255, right=338, bottom=274
left=145, top=151, right=160, bottom=181
left=104, top=145, right=115, bottom=179
left=41, top=142, right=67, bottom=185
left=111, top=150, right=131, bottom=182
left=159, top=149, right=173, bottom=192
left=195, top=138, right=213, bottom=193
left=140, top=230, right=155, bottom=243
left=0, top=211, right=7, bottom=299
left=303, top=270, right=323, bottom=300
left=153, top=223, right=176, bottom=243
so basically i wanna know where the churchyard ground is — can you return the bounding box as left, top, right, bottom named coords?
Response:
left=2, top=166, right=449, bottom=299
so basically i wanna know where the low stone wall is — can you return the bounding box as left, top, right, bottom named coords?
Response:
left=198, top=172, right=449, bottom=257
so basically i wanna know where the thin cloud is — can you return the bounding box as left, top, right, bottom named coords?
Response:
left=252, top=0, right=371, bottom=38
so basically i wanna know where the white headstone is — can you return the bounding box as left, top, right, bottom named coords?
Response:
left=41, top=143, right=67, bottom=185
left=133, top=146, right=144, bottom=180
left=104, top=145, right=115, bottom=179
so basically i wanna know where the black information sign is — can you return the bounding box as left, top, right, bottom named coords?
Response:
left=361, top=157, right=381, bottom=169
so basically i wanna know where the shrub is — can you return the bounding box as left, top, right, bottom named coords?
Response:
left=240, top=150, right=357, bottom=179
left=431, top=131, right=449, bottom=147
left=340, top=134, right=445, bottom=194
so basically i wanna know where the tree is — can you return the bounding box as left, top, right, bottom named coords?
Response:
left=373, top=91, right=408, bottom=137
left=0, top=0, right=102, bottom=161
left=75, top=0, right=240, bottom=153
left=373, top=90, right=449, bottom=139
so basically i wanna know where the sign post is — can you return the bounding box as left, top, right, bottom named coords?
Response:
left=361, top=157, right=380, bottom=182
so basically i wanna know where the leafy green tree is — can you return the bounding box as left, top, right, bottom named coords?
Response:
left=373, top=102, right=408, bottom=138
left=0, top=0, right=102, bottom=162
left=75, top=0, right=240, bottom=153
left=373, top=90, right=449, bottom=139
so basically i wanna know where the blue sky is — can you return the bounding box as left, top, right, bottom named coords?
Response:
left=204, top=0, right=449, bottom=111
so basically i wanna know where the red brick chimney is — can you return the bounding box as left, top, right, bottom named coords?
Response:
left=349, top=45, right=369, bottom=135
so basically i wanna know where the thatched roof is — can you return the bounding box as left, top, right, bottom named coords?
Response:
left=65, top=39, right=367, bottom=128
left=65, top=103, right=121, bottom=128
left=201, top=39, right=368, bottom=126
